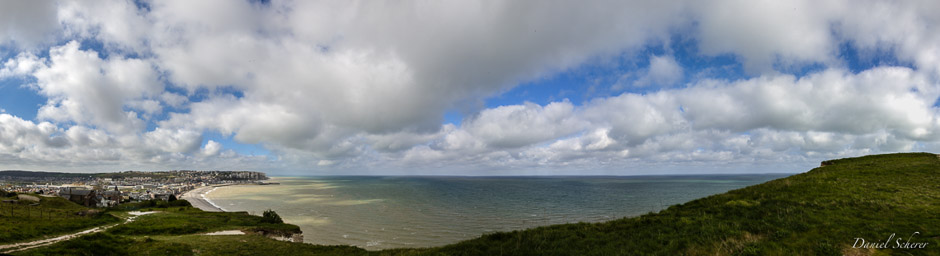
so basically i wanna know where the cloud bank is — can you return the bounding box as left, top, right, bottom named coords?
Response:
left=1, top=0, right=940, bottom=174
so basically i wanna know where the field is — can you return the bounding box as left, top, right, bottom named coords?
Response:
left=0, top=195, right=120, bottom=244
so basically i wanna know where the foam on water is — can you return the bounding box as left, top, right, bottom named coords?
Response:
left=200, top=187, right=227, bottom=211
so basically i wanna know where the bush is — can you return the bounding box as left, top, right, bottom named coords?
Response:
left=168, top=199, right=191, bottom=207
left=261, top=209, right=283, bottom=224
left=117, top=199, right=190, bottom=210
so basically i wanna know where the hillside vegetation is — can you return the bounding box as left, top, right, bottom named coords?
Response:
left=0, top=195, right=120, bottom=244
left=7, top=153, right=939, bottom=255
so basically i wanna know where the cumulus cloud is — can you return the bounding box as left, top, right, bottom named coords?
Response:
left=634, top=55, right=684, bottom=87
left=0, top=114, right=64, bottom=153
left=1, top=1, right=940, bottom=174
left=57, top=0, right=152, bottom=52
left=0, top=53, right=43, bottom=78
left=393, top=66, right=940, bottom=172
left=201, top=140, right=222, bottom=157
left=0, top=113, right=271, bottom=171
left=462, top=101, right=586, bottom=148
left=20, top=41, right=163, bottom=134
left=693, top=0, right=837, bottom=73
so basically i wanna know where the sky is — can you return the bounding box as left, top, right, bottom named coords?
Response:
left=2, top=0, right=940, bottom=175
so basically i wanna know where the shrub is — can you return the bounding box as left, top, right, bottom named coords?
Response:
left=117, top=199, right=190, bottom=210
left=261, top=209, right=283, bottom=224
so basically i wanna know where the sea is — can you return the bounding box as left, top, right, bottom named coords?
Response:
left=205, top=174, right=789, bottom=250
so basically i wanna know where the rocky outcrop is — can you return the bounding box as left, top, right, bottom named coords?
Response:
left=266, top=232, right=304, bottom=243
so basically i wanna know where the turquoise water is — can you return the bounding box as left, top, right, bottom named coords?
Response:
left=206, top=174, right=788, bottom=250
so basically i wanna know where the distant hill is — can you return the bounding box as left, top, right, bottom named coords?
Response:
left=0, top=170, right=171, bottom=179
left=0, top=170, right=256, bottom=180
left=0, top=170, right=92, bottom=178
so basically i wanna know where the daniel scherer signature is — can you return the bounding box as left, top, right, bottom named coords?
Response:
left=852, top=232, right=929, bottom=249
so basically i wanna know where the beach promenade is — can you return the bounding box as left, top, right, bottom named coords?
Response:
left=180, top=186, right=224, bottom=212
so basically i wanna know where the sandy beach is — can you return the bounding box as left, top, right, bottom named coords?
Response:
left=180, top=186, right=225, bottom=212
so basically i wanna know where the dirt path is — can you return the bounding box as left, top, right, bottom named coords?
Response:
left=0, top=211, right=158, bottom=254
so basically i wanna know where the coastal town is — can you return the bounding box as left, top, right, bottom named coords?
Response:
left=0, top=170, right=269, bottom=208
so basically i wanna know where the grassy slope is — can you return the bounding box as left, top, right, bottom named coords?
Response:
left=0, top=195, right=121, bottom=244
left=15, top=203, right=363, bottom=256
left=109, top=206, right=301, bottom=236
left=12, top=153, right=940, bottom=255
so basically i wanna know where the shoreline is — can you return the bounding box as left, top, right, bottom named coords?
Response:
left=179, top=182, right=307, bottom=243
left=180, top=179, right=285, bottom=213
left=180, top=185, right=227, bottom=212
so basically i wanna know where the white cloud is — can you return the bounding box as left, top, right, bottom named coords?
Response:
left=0, top=52, right=43, bottom=78
left=830, top=0, right=940, bottom=75
left=463, top=101, right=587, bottom=148
left=0, top=113, right=274, bottom=172
left=142, top=128, right=202, bottom=154
left=677, top=67, right=938, bottom=139
left=159, top=92, right=187, bottom=108
left=634, top=55, right=684, bottom=87
left=0, top=114, right=64, bottom=152
left=201, top=140, right=222, bottom=157
left=28, top=41, right=162, bottom=134
left=386, top=66, right=940, bottom=172
left=57, top=0, right=152, bottom=53
left=693, top=0, right=837, bottom=73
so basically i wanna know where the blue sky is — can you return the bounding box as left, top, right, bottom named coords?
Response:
left=1, top=1, right=940, bottom=175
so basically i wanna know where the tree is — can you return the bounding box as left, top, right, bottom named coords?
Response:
left=261, top=209, right=283, bottom=224
left=168, top=194, right=177, bottom=202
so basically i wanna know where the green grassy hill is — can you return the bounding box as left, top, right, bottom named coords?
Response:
left=6, top=153, right=939, bottom=255
left=0, top=195, right=120, bottom=244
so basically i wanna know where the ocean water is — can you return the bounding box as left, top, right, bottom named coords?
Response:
left=205, top=175, right=788, bottom=250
